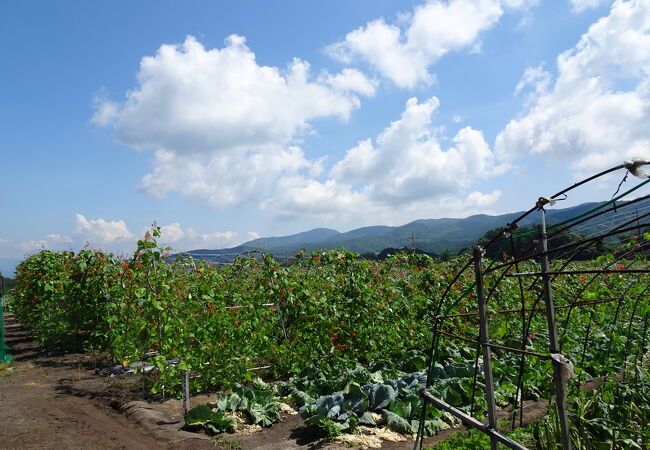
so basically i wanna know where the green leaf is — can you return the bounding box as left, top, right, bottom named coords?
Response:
left=215, top=395, right=228, bottom=412
left=228, top=393, right=242, bottom=411
left=184, top=405, right=212, bottom=424
left=207, top=411, right=237, bottom=433
left=420, top=418, right=448, bottom=436
left=340, top=382, right=369, bottom=419
left=253, top=377, right=270, bottom=391
left=301, top=392, right=344, bottom=420
left=216, top=393, right=242, bottom=412
left=389, top=399, right=416, bottom=420
left=238, top=395, right=249, bottom=412
left=287, top=386, right=313, bottom=407
left=304, top=416, right=349, bottom=438
left=248, top=402, right=281, bottom=427
left=382, top=409, right=415, bottom=434
left=358, top=411, right=376, bottom=426
left=150, top=381, right=162, bottom=394
left=184, top=405, right=237, bottom=434
left=365, top=383, right=397, bottom=411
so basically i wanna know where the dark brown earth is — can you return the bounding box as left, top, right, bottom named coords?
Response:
left=0, top=313, right=217, bottom=449
left=0, top=313, right=549, bottom=449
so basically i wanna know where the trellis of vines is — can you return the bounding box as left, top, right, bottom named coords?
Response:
left=415, top=160, right=650, bottom=450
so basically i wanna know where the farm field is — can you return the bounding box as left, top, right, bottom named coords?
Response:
left=5, top=222, right=650, bottom=449
left=5, top=1, right=650, bottom=447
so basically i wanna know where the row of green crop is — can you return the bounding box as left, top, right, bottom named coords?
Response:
left=10, top=226, right=455, bottom=393
left=430, top=366, right=650, bottom=449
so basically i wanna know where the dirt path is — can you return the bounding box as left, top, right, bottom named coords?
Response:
left=0, top=313, right=346, bottom=449
left=0, top=313, right=215, bottom=450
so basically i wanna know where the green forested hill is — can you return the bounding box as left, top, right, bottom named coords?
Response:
left=179, top=198, right=649, bottom=261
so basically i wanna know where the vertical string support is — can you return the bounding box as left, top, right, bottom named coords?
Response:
left=538, top=212, right=572, bottom=450
left=183, top=367, right=190, bottom=414
left=473, top=246, right=498, bottom=450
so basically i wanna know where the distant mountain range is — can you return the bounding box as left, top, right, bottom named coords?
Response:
left=0, top=198, right=647, bottom=276
left=180, top=198, right=650, bottom=263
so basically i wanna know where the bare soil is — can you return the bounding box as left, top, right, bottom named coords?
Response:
left=0, top=313, right=216, bottom=449
left=0, top=313, right=548, bottom=449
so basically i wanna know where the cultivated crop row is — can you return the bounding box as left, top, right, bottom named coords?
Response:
left=8, top=226, right=649, bottom=445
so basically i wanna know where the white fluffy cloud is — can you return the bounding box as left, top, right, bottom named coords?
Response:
left=265, top=96, right=503, bottom=224
left=514, top=65, right=551, bottom=98
left=158, top=222, right=252, bottom=251
left=140, top=146, right=317, bottom=208
left=12, top=219, right=246, bottom=257
left=19, top=234, right=73, bottom=252
left=332, top=97, right=499, bottom=201
left=327, top=0, right=536, bottom=88
left=319, top=68, right=378, bottom=96
left=267, top=176, right=502, bottom=225
left=246, top=231, right=261, bottom=241
left=92, top=31, right=508, bottom=226
left=74, top=214, right=135, bottom=243
left=94, top=35, right=374, bottom=207
left=569, top=0, right=611, bottom=13
left=496, top=0, right=650, bottom=173
left=94, top=35, right=373, bottom=152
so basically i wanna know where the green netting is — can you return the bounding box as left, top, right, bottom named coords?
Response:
left=0, top=297, right=12, bottom=363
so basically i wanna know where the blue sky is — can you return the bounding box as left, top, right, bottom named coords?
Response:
left=1, top=0, right=649, bottom=273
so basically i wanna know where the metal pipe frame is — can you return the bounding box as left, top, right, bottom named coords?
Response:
left=419, top=388, right=529, bottom=450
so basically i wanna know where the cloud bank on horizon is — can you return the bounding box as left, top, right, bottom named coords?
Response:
left=0, top=214, right=259, bottom=258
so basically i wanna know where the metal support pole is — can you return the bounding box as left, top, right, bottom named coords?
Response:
left=182, top=368, right=190, bottom=413
left=420, top=389, right=529, bottom=450
left=538, top=213, right=572, bottom=450
left=473, top=246, right=498, bottom=450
